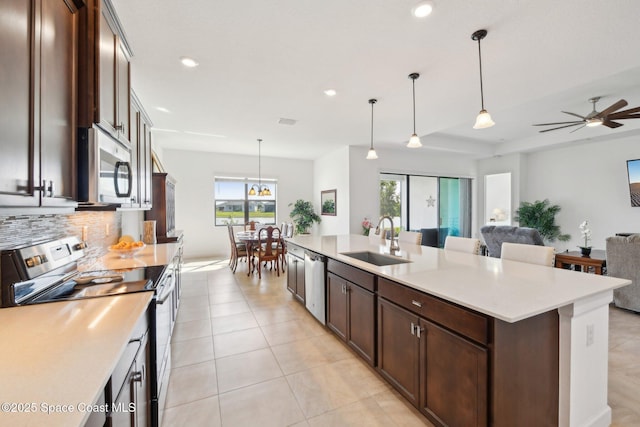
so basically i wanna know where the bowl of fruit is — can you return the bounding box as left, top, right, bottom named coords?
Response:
left=108, top=238, right=146, bottom=258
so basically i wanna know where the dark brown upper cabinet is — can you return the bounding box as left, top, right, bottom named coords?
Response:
left=78, top=0, right=131, bottom=147
left=128, top=90, right=153, bottom=210
left=0, top=0, right=81, bottom=208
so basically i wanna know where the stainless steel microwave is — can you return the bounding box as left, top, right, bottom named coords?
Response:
left=77, top=126, right=132, bottom=206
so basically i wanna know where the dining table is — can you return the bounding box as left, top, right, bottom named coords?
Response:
left=236, top=229, right=285, bottom=276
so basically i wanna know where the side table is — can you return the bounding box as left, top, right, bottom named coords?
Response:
left=554, top=250, right=607, bottom=275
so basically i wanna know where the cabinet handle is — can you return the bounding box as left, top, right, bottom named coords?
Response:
left=417, top=326, right=424, bottom=338
left=115, top=122, right=125, bottom=131
left=410, top=322, right=415, bottom=335
left=411, top=300, right=422, bottom=308
left=131, top=371, right=143, bottom=383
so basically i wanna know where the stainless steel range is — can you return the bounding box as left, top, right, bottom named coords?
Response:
left=0, top=236, right=179, bottom=427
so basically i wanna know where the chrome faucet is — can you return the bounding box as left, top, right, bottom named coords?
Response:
left=375, top=215, right=400, bottom=253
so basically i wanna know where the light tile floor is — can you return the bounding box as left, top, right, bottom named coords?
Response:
left=162, top=259, right=640, bottom=426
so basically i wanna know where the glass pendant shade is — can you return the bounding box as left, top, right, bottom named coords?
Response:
left=473, top=109, right=495, bottom=129
left=366, top=148, right=378, bottom=160
left=407, top=133, right=422, bottom=148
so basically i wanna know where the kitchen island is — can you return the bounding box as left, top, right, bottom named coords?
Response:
left=287, top=234, right=630, bottom=427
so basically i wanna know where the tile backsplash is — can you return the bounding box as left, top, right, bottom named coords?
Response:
left=0, top=211, right=122, bottom=267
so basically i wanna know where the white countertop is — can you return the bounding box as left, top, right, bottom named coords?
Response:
left=0, top=292, right=153, bottom=427
left=83, top=241, right=182, bottom=271
left=287, top=234, right=631, bottom=322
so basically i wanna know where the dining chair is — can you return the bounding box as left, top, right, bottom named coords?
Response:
left=252, top=226, right=283, bottom=278
left=444, top=236, right=481, bottom=255
left=500, top=242, right=555, bottom=267
left=227, top=225, right=247, bottom=273
left=279, top=224, right=289, bottom=270
left=398, top=230, right=422, bottom=245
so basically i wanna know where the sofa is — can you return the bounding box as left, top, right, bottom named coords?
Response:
left=606, top=234, right=640, bottom=312
left=480, top=225, right=545, bottom=258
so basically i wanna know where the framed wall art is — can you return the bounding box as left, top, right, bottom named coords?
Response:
left=321, top=189, right=336, bottom=216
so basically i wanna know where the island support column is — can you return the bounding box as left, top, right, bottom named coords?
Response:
left=558, top=290, right=613, bottom=427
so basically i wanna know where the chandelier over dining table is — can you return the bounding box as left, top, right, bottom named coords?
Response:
left=248, top=138, right=272, bottom=196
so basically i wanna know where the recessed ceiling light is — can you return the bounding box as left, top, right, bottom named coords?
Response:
left=412, top=1, right=434, bottom=18
left=324, top=89, right=337, bottom=97
left=278, top=118, right=297, bottom=126
left=180, top=56, right=199, bottom=67
left=156, top=107, right=171, bottom=113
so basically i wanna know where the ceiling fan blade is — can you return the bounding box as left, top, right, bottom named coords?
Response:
left=538, top=123, right=584, bottom=133
left=608, top=107, right=640, bottom=118
left=602, top=120, right=623, bottom=128
left=570, top=124, right=586, bottom=133
left=532, top=121, right=582, bottom=126
left=561, top=111, right=587, bottom=120
left=597, top=99, right=628, bottom=117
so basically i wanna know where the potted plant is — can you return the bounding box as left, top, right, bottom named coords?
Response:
left=578, top=220, right=592, bottom=256
left=288, top=199, right=321, bottom=234
left=514, top=199, right=570, bottom=243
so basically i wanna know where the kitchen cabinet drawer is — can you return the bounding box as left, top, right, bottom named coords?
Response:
left=327, top=259, right=375, bottom=292
left=287, top=243, right=305, bottom=259
left=378, top=278, right=488, bottom=345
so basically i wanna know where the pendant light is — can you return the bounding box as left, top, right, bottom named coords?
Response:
left=366, top=99, right=378, bottom=160
left=407, top=73, right=422, bottom=148
left=248, top=139, right=272, bottom=196
left=471, top=29, right=495, bottom=129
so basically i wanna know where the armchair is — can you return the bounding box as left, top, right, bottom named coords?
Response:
left=480, top=225, right=545, bottom=258
left=606, top=234, right=640, bottom=312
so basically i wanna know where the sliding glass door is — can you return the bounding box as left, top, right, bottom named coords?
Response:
left=380, top=173, right=472, bottom=247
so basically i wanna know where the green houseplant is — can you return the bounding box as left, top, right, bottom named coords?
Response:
left=514, top=199, right=570, bottom=242
left=288, top=199, right=321, bottom=234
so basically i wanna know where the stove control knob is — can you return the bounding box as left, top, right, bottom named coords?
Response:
left=25, top=255, right=45, bottom=268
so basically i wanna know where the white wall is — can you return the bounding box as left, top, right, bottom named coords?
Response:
left=162, top=149, right=313, bottom=260
left=314, top=146, right=350, bottom=236
left=476, top=153, right=526, bottom=234
left=522, top=136, right=640, bottom=252
left=348, top=146, right=479, bottom=237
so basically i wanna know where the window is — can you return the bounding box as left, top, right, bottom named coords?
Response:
left=214, top=177, right=277, bottom=226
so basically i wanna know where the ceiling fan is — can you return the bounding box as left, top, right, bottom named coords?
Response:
left=533, top=97, right=640, bottom=133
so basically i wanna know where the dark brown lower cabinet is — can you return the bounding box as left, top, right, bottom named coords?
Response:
left=327, top=273, right=348, bottom=341
left=378, top=297, right=488, bottom=427
left=286, top=253, right=305, bottom=303
left=377, top=297, right=420, bottom=405
left=421, top=319, right=487, bottom=427
left=327, top=272, right=376, bottom=365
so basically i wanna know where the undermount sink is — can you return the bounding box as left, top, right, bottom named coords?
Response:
left=340, top=251, right=412, bottom=266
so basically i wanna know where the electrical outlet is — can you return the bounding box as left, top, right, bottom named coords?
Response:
left=586, top=324, right=594, bottom=347
left=105, top=223, right=110, bottom=237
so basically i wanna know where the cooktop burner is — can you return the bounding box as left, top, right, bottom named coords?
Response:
left=29, top=266, right=166, bottom=304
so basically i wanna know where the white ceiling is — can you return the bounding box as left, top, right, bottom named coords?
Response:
left=111, top=0, right=640, bottom=161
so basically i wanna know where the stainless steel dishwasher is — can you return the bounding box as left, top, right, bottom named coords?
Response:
left=304, top=250, right=326, bottom=324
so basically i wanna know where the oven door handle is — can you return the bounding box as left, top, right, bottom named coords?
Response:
left=114, top=161, right=132, bottom=197
left=156, top=275, right=175, bottom=305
